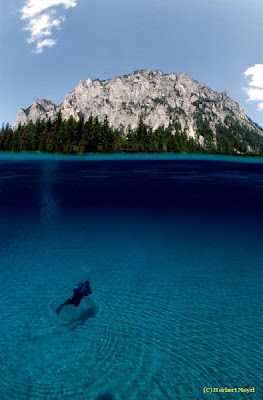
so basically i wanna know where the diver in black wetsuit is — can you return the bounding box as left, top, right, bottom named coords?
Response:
left=56, top=280, right=92, bottom=314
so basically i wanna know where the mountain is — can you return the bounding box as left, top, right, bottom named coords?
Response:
left=15, top=69, right=263, bottom=146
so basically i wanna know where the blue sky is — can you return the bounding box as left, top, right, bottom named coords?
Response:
left=1, top=0, right=263, bottom=127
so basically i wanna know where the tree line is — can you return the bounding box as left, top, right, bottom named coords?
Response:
left=0, top=113, right=262, bottom=155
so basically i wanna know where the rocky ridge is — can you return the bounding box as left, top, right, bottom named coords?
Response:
left=15, top=69, right=262, bottom=139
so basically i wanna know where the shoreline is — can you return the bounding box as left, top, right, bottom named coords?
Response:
left=0, top=151, right=262, bottom=163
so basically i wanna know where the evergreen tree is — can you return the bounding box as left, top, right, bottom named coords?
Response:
left=0, top=113, right=262, bottom=155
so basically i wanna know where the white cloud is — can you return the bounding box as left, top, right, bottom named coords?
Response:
left=36, top=39, right=57, bottom=54
left=244, top=64, right=263, bottom=112
left=21, top=0, right=77, bottom=53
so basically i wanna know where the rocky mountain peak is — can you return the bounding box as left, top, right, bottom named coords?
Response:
left=15, top=69, right=262, bottom=139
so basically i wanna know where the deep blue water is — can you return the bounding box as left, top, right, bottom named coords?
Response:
left=0, top=154, right=262, bottom=400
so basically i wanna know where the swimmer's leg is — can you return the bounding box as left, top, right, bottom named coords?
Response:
left=56, top=298, right=73, bottom=314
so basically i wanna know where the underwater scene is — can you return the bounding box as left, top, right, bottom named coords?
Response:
left=0, top=154, right=262, bottom=400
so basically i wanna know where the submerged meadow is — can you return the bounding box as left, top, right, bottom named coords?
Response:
left=0, top=154, right=262, bottom=399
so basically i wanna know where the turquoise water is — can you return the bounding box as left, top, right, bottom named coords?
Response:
left=0, top=154, right=262, bottom=399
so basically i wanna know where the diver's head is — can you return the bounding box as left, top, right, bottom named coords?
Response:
left=85, top=280, right=92, bottom=294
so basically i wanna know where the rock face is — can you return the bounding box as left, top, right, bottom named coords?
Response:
left=15, top=99, right=59, bottom=127
left=15, top=69, right=262, bottom=137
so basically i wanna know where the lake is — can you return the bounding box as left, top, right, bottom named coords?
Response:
left=0, top=153, right=262, bottom=400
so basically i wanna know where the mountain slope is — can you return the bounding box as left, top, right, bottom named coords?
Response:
left=15, top=69, right=263, bottom=144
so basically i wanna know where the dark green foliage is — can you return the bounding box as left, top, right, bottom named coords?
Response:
left=153, top=97, right=167, bottom=105
left=194, top=109, right=214, bottom=151
left=215, top=122, right=263, bottom=155
left=0, top=114, right=262, bottom=155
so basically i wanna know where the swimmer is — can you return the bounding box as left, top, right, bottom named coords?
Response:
left=56, top=280, right=92, bottom=314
